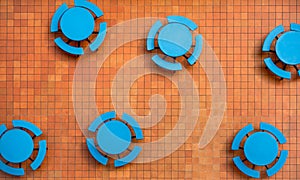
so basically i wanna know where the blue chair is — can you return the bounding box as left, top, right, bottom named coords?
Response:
left=262, top=25, right=284, bottom=51
left=266, top=150, right=288, bottom=177
left=30, top=140, right=47, bottom=170
left=231, top=124, right=253, bottom=150
left=167, top=16, right=198, bottom=31
left=12, top=120, right=42, bottom=136
left=121, top=113, right=143, bottom=140
left=0, top=124, right=7, bottom=136
left=147, top=21, right=163, bottom=51
left=74, top=0, right=103, bottom=17
left=54, top=38, right=84, bottom=55
left=88, top=111, right=116, bottom=132
left=290, top=23, right=300, bottom=31
left=151, top=55, right=182, bottom=71
left=90, top=23, right=107, bottom=51
left=260, top=122, right=286, bottom=144
left=114, top=146, right=142, bottom=167
left=86, top=138, right=108, bottom=165
left=50, top=3, right=68, bottom=32
left=188, top=35, right=203, bottom=65
left=0, top=160, right=25, bottom=176
left=233, top=156, right=260, bottom=178
left=264, top=57, right=291, bottom=79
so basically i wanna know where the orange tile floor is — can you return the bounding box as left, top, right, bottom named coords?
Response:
left=0, top=0, right=300, bottom=179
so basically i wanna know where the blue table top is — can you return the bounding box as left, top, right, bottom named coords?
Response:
left=0, top=129, right=34, bottom=163
left=158, top=23, right=192, bottom=57
left=96, top=121, right=131, bottom=155
left=276, top=31, right=300, bottom=65
left=244, top=132, right=278, bottom=166
left=60, top=7, right=95, bottom=41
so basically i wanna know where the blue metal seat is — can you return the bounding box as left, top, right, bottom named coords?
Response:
left=88, top=111, right=116, bottom=132
left=147, top=20, right=163, bottom=51
left=12, top=120, right=42, bottom=136
left=90, top=23, right=107, bottom=51
left=266, top=150, right=288, bottom=177
left=167, top=16, right=198, bottom=31
left=114, top=146, right=142, bottom=167
left=262, top=25, right=284, bottom=51
left=233, top=156, right=260, bottom=178
left=264, top=57, right=291, bottom=79
left=0, top=160, right=24, bottom=176
left=121, top=113, right=143, bottom=140
left=54, top=38, right=84, bottom=55
left=30, top=140, right=47, bottom=170
left=260, top=122, right=286, bottom=144
left=151, top=55, right=182, bottom=71
left=75, top=0, right=103, bottom=17
left=231, top=124, right=253, bottom=150
left=50, top=3, right=68, bottom=32
left=86, top=138, right=108, bottom=165
left=188, top=35, right=203, bottom=65
left=290, top=23, right=300, bottom=31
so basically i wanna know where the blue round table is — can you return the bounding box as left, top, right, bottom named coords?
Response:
left=96, top=121, right=131, bottom=155
left=60, top=7, right=95, bottom=41
left=244, top=132, right=278, bottom=166
left=0, top=129, right=34, bottom=163
left=276, top=31, right=300, bottom=65
left=158, top=23, right=192, bottom=57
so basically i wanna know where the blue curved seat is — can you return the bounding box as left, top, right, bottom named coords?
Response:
left=121, top=113, right=143, bottom=140
left=88, top=111, right=116, bottom=132
left=266, top=150, right=288, bottom=177
left=114, top=146, right=142, bottom=167
left=188, top=35, right=203, bottom=65
left=50, top=3, right=68, bottom=32
left=260, top=122, right=286, bottom=144
left=231, top=124, right=253, bottom=150
left=54, top=37, right=84, bottom=55
left=290, top=23, right=300, bottom=31
left=0, top=124, right=7, bottom=136
left=0, top=160, right=25, bottom=176
left=147, top=20, right=163, bottom=51
left=86, top=138, right=108, bottom=165
left=12, top=120, right=42, bottom=136
left=298, top=70, right=300, bottom=76
left=151, top=55, right=182, bottom=71
left=233, top=156, right=260, bottom=178
left=74, top=0, right=103, bottom=17
left=89, top=22, right=107, bottom=51
left=167, top=16, right=198, bottom=31
left=262, top=25, right=284, bottom=51
left=264, top=58, right=291, bottom=79
left=30, top=140, right=47, bottom=170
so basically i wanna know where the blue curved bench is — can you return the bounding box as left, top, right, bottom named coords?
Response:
left=260, top=122, right=286, bottom=144
left=54, top=37, right=84, bottom=55
left=121, top=113, right=143, bottom=140
left=0, top=160, right=25, bottom=176
left=231, top=124, right=253, bottom=150
left=151, top=55, right=182, bottom=71
left=167, top=16, right=198, bottom=31
left=298, top=70, right=300, bottom=76
left=75, top=0, right=103, bottom=17
left=233, top=156, right=260, bottom=178
left=266, top=150, right=288, bottom=177
left=264, top=57, right=291, bottom=79
left=89, top=22, right=107, bottom=51
left=12, top=120, right=42, bottom=136
left=262, top=25, right=284, bottom=51
left=30, top=140, right=47, bottom=170
left=290, top=23, right=300, bottom=31
left=114, top=146, right=142, bottom=167
left=50, top=3, right=68, bottom=32
left=188, top=35, right=203, bottom=65
left=147, top=20, right=163, bottom=51
left=86, top=138, right=108, bottom=165
left=88, top=111, right=116, bottom=132
left=0, top=124, right=7, bottom=136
